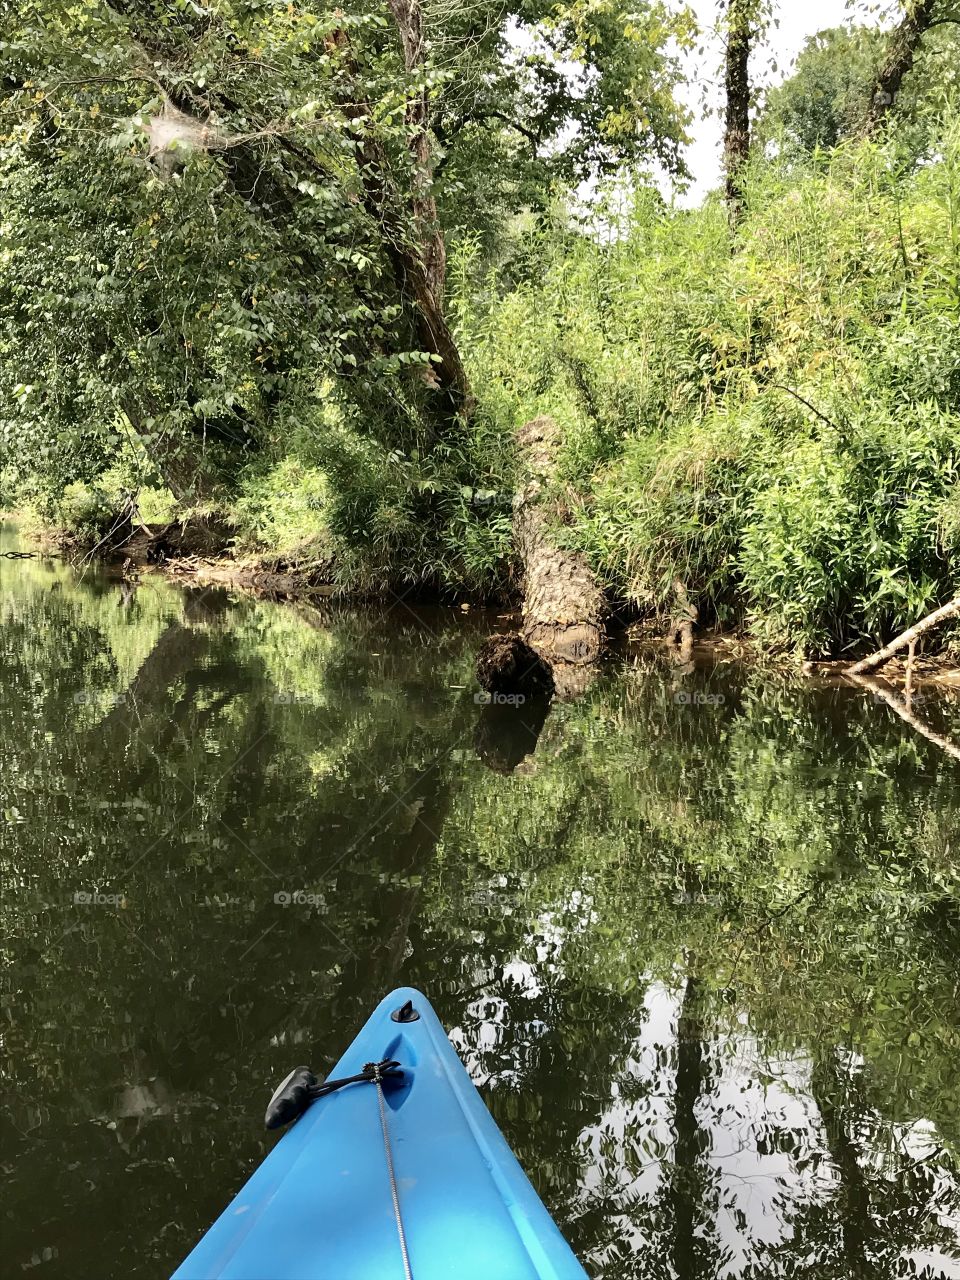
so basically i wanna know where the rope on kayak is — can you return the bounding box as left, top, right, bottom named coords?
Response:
left=371, top=1060, right=413, bottom=1280
left=264, top=1056, right=412, bottom=1275
left=312, top=1059, right=402, bottom=1098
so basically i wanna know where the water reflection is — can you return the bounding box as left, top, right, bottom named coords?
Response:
left=4, top=519, right=960, bottom=1278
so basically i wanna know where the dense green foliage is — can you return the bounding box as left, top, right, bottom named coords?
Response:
left=2, top=4, right=960, bottom=653
left=0, top=0, right=691, bottom=576
left=758, top=19, right=960, bottom=155
left=466, top=113, right=960, bottom=654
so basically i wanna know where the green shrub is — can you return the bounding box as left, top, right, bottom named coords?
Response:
left=463, top=109, right=960, bottom=655
left=55, top=479, right=126, bottom=547
left=137, top=486, right=178, bottom=526
left=233, top=458, right=331, bottom=560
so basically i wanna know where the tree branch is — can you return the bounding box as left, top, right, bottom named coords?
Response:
left=862, top=0, right=939, bottom=133
left=771, top=384, right=841, bottom=432
left=847, top=596, right=960, bottom=675
left=434, top=108, right=540, bottom=178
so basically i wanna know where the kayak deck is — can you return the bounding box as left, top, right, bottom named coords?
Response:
left=172, top=986, right=587, bottom=1280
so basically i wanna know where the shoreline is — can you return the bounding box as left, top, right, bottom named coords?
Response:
left=10, top=514, right=960, bottom=689
left=126, top=552, right=960, bottom=691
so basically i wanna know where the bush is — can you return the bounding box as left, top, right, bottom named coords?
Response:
left=55, top=479, right=127, bottom=547
left=233, top=458, right=331, bottom=560
left=463, top=110, right=960, bottom=655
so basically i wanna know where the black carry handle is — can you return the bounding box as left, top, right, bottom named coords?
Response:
left=265, top=1059, right=403, bottom=1130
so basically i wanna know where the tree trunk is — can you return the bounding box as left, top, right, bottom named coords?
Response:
left=515, top=417, right=606, bottom=668
left=119, top=397, right=216, bottom=506
left=476, top=416, right=607, bottom=701
left=862, top=0, right=939, bottom=134
left=328, top=23, right=469, bottom=417
left=724, top=0, right=752, bottom=220
left=385, top=0, right=446, bottom=306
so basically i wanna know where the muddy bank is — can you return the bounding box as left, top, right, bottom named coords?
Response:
left=145, top=552, right=339, bottom=600
left=144, top=550, right=960, bottom=693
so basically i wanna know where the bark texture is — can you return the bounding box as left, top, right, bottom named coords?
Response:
left=723, top=0, right=752, bottom=219
left=385, top=0, right=446, bottom=305
left=862, top=0, right=939, bottom=134
left=671, top=578, right=699, bottom=661
left=515, top=417, right=606, bottom=665
left=476, top=415, right=607, bottom=701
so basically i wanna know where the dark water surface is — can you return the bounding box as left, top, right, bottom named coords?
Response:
left=6, top=520, right=960, bottom=1279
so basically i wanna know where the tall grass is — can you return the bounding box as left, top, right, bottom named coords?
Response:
left=463, top=114, right=960, bottom=656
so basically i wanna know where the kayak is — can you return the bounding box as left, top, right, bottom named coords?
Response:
left=171, top=986, right=587, bottom=1279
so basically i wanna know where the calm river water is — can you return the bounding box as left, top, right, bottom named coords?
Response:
left=5, top=518, right=960, bottom=1278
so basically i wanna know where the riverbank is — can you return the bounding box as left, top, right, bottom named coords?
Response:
left=117, top=534, right=960, bottom=691
left=12, top=511, right=960, bottom=694
left=5, top=101, right=960, bottom=689
left=131, top=558, right=960, bottom=701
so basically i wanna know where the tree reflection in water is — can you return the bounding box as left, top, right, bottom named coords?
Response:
left=4, top=535, right=960, bottom=1278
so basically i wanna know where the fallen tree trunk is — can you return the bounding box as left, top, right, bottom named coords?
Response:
left=476, top=416, right=607, bottom=701
left=846, top=596, right=960, bottom=675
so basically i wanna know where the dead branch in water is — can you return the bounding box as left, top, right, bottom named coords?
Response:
left=847, top=597, right=960, bottom=676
